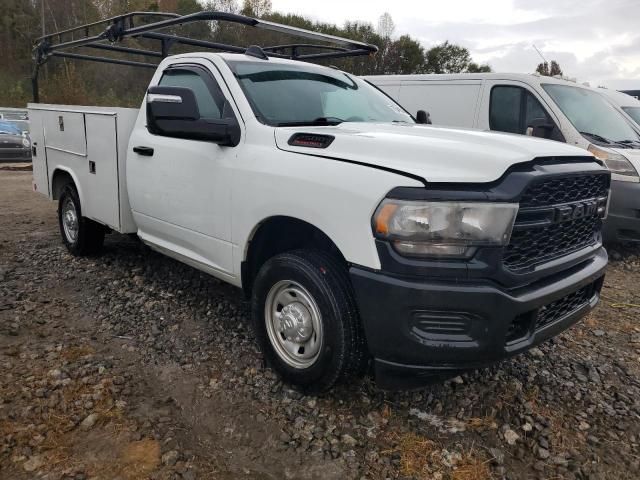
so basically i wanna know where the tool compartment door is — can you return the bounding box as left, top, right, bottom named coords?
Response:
left=28, top=109, right=49, bottom=196
left=83, top=113, right=120, bottom=230
left=34, top=106, right=121, bottom=231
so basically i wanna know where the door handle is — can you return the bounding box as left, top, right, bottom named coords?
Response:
left=133, top=146, right=154, bottom=156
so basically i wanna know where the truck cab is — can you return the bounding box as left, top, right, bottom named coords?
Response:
left=29, top=11, right=610, bottom=390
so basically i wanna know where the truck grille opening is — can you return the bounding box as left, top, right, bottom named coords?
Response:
left=505, top=277, right=602, bottom=344
left=535, top=283, right=594, bottom=330
left=519, top=174, right=609, bottom=207
left=503, top=173, right=609, bottom=272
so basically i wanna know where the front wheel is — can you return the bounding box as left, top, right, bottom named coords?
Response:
left=251, top=249, right=367, bottom=392
left=58, top=184, right=105, bottom=256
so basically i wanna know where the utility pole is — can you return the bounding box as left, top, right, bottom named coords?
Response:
left=41, top=0, right=45, bottom=36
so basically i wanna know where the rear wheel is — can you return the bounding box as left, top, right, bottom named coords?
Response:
left=251, top=249, right=367, bottom=392
left=58, top=184, right=105, bottom=256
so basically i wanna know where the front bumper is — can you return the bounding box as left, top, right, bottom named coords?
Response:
left=603, top=179, right=640, bottom=243
left=0, top=147, right=31, bottom=162
left=350, top=247, right=607, bottom=389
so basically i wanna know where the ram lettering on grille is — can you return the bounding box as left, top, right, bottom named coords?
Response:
left=503, top=174, right=609, bottom=272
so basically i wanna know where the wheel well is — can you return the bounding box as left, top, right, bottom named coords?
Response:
left=51, top=170, right=74, bottom=200
left=242, top=217, right=347, bottom=297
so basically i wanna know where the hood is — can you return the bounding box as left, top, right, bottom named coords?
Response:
left=0, top=133, right=27, bottom=147
left=275, top=123, right=591, bottom=183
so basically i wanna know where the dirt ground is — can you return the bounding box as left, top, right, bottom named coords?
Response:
left=1, top=169, right=639, bottom=480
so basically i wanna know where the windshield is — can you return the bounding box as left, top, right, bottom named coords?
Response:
left=10, top=120, right=29, bottom=134
left=622, top=106, right=640, bottom=127
left=0, top=121, right=22, bottom=135
left=542, top=84, right=640, bottom=145
left=227, top=60, right=413, bottom=126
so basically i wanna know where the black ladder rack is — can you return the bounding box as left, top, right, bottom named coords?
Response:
left=31, top=10, right=379, bottom=102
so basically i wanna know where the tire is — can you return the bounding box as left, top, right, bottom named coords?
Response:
left=58, top=183, right=105, bottom=256
left=251, top=249, right=368, bottom=392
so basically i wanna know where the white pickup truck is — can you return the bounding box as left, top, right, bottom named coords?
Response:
left=29, top=11, right=610, bottom=390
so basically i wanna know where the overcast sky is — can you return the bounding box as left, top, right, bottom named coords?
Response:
left=270, top=0, right=639, bottom=89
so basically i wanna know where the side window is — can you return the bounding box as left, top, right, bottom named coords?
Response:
left=158, top=69, right=224, bottom=119
left=490, top=85, right=555, bottom=136
left=524, top=91, right=551, bottom=127
left=490, top=86, right=522, bottom=134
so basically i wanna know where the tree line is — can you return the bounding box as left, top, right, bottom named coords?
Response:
left=0, top=0, right=492, bottom=107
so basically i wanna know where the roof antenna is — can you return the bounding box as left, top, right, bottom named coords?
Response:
left=245, top=45, right=269, bottom=60
left=532, top=44, right=548, bottom=65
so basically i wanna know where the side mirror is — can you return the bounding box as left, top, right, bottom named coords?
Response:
left=146, top=86, right=240, bottom=147
left=416, top=110, right=432, bottom=125
left=526, top=118, right=554, bottom=139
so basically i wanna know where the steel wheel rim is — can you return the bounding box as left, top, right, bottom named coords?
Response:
left=62, top=197, right=79, bottom=243
left=265, top=280, right=323, bottom=369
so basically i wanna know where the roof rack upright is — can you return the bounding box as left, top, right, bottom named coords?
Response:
left=31, top=10, right=378, bottom=102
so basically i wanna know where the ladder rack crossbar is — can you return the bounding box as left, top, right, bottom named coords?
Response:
left=32, top=10, right=378, bottom=102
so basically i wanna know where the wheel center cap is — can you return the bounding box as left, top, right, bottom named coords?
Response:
left=279, top=302, right=313, bottom=343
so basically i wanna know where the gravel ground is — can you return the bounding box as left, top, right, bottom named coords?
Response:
left=1, top=169, right=640, bottom=480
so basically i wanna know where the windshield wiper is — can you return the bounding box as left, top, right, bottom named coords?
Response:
left=276, top=117, right=344, bottom=127
left=580, top=131, right=613, bottom=144
left=617, top=139, right=640, bottom=146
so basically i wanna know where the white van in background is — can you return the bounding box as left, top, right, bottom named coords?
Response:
left=366, top=73, right=640, bottom=243
left=597, top=88, right=640, bottom=129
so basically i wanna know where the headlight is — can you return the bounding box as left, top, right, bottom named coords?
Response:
left=22, top=138, right=30, bottom=148
left=588, top=144, right=638, bottom=182
left=373, top=200, right=519, bottom=258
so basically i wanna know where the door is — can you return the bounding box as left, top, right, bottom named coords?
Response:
left=478, top=81, right=564, bottom=141
left=29, top=110, right=49, bottom=196
left=84, top=113, right=120, bottom=230
left=127, top=62, right=238, bottom=277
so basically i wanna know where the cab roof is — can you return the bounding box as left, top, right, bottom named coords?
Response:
left=173, top=51, right=338, bottom=68
left=365, top=72, right=592, bottom=88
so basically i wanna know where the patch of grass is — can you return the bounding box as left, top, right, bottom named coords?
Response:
left=388, top=431, right=439, bottom=478
left=60, top=345, right=95, bottom=361
left=121, top=439, right=162, bottom=479
left=382, top=432, right=493, bottom=480
left=452, top=448, right=492, bottom=480
left=467, top=416, right=498, bottom=431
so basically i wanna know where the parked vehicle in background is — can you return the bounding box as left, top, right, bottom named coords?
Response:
left=0, top=120, right=31, bottom=162
left=598, top=88, right=640, bottom=128
left=30, top=11, right=610, bottom=391
left=621, top=90, right=640, bottom=101
left=0, top=108, right=30, bottom=137
left=367, top=73, right=640, bottom=243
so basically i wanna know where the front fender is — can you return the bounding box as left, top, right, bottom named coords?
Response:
left=232, top=147, right=423, bottom=276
